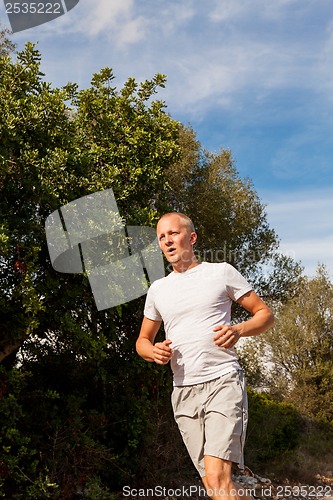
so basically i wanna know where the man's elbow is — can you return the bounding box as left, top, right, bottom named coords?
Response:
left=266, top=307, right=275, bottom=329
left=135, top=337, right=151, bottom=361
left=135, top=338, right=143, bottom=357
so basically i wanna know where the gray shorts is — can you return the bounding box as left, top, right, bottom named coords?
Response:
left=171, top=369, right=248, bottom=477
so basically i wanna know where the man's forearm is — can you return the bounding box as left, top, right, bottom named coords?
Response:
left=136, top=337, right=173, bottom=365
left=237, top=308, right=275, bottom=338
left=214, top=303, right=275, bottom=349
left=136, top=338, right=155, bottom=362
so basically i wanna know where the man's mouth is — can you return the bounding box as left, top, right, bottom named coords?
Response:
left=167, top=247, right=176, bottom=255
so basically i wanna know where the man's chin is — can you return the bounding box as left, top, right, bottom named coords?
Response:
left=167, top=256, right=180, bottom=263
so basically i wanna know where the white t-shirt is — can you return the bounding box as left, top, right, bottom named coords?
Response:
left=144, top=261, right=253, bottom=386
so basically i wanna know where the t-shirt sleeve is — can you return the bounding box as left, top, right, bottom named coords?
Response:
left=143, top=284, right=163, bottom=321
left=223, top=263, right=253, bottom=301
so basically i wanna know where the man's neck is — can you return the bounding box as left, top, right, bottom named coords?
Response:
left=172, top=258, right=201, bottom=273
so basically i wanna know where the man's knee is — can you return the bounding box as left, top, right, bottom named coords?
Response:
left=204, top=472, right=233, bottom=492
left=203, top=457, right=233, bottom=493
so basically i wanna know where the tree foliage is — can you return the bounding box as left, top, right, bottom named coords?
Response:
left=0, top=42, right=180, bottom=364
left=166, top=128, right=278, bottom=275
left=164, top=126, right=304, bottom=311
left=259, top=265, right=333, bottom=422
left=0, top=42, right=182, bottom=496
left=246, top=388, right=301, bottom=468
left=0, top=24, right=16, bottom=58
left=0, top=40, right=305, bottom=495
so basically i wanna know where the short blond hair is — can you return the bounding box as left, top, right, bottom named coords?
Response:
left=157, top=212, right=195, bottom=233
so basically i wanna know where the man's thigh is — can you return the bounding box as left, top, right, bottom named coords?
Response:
left=204, top=370, right=247, bottom=466
left=171, top=370, right=248, bottom=477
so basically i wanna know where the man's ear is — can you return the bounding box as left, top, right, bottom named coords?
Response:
left=190, top=231, right=197, bottom=246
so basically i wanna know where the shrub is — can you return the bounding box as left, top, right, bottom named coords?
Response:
left=245, top=387, right=301, bottom=468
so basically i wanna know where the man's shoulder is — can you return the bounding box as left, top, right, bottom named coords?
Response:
left=199, top=262, right=242, bottom=281
left=201, top=261, right=228, bottom=267
left=200, top=261, right=230, bottom=272
left=149, top=272, right=174, bottom=290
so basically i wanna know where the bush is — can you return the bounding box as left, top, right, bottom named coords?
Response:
left=245, top=388, right=301, bottom=469
left=0, top=367, right=58, bottom=499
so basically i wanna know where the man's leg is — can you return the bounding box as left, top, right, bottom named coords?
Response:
left=202, top=456, right=255, bottom=500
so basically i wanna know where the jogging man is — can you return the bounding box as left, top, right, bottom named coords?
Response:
left=136, top=212, right=274, bottom=500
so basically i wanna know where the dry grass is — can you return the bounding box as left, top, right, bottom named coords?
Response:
left=259, top=446, right=333, bottom=486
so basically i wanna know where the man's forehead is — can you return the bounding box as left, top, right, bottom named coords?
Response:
left=157, top=214, right=183, bottom=232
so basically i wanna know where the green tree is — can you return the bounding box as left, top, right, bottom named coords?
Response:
left=0, top=24, right=16, bottom=57
left=166, top=133, right=278, bottom=275
left=259, top=265, right=333, bottom=421
left=246, top=388, right=301, bottom=468
left=0, top=42, right=181, bottom=495
left=0, top=42, right=180, bottom=364
left=165, top=126, right=303, bottom=310
left=0, top=41, right=302, bottom=495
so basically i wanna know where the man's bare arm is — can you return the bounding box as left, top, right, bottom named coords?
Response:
left=213, top=290, right=275, bottom=349
left=136, top=316, right=173, bottom=365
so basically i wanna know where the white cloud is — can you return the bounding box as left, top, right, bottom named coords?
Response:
left=71, top=0, right=150, bottom=47
left=80, top=0, right=134, bottom=35
left=316, top=20, right=333, bottom=100
left=264, top=189, right=333, bottom=277
left=55, top=0, right=194, bottom=47
left=7, top=0, right=150, bottom=49
left=209, top=0, right=245, bottom=22
left=8, top=0, right=332, bottom=115
left=3, top=0, right=332, bottom=280
left=209, top=0, right=324, bottom=24
left=161, top=37, right=318, bottom=119
left=270, top=125, right=333, bottom=181
left=156, top=1, right=196, bottom=36
left=278, top=237, right=333, bottom=278
left=115, top=15, right=149, bottom=47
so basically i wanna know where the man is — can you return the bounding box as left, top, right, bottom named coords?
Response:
left=136, top=212, right=274, bottom=500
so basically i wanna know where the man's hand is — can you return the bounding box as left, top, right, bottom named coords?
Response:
left=213, top=325, right=241, bottom=349
left=212, top=291, right=275, bottom=350
left=153, top=339, right=173, bottom=364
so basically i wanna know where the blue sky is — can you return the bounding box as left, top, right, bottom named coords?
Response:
left=1, top=0, right=333, bottom=278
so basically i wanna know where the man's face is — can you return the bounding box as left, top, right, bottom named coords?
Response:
left=156, top=215, right=197, bottom=266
